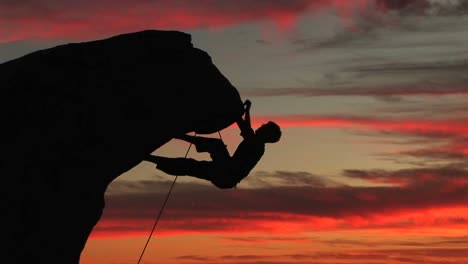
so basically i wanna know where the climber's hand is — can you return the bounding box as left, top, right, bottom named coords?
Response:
left=244, top=99, right=251, bottom=110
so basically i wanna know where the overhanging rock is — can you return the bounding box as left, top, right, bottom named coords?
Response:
left=1, top=30, right=244, bottom=263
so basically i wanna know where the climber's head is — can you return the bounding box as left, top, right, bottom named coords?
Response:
left=255, top=121, right=281, bottom=143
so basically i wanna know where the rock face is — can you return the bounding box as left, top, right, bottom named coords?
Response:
left=1, top=30, right=244, bottom=263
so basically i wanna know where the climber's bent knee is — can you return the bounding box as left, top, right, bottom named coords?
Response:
left=210, top=176, right=239, bottom=189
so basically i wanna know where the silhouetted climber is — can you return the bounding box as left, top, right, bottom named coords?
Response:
left=145, top=100, right=281, bottom=189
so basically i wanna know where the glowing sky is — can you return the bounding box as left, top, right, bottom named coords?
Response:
left=2, top=1, right=468, bottom=263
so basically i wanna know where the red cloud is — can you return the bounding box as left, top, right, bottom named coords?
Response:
left=252, top=115, right=468, bottom=137
left=0, top=0, right=305, bottom=42
left=1, top=0, right=448, bottom=42
left=0, top=0, right=390, bottom=42
left=253, top=115, right=467, bottom=170
left=89, top=170, right=468, bottom=238
left=87, top=167, right=468, bottom=264
left=91, top=205, right=468, bottom=238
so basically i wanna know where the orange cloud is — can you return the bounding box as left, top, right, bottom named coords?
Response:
left=90, top=206, right=468, bottom=239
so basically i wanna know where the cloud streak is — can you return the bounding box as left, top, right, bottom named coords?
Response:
left=244, top=60, right=468, bottom=99
left=0, top=0, right=332, bottom=42
left=253, top=115, right=468, bottom=138
left=173, top=247, right=468, bottom=264
left=3, top=0, right=465, bottom=42
left=245, top=83, right=468, bottom=98
left=91, top=163, right=468, bottom=237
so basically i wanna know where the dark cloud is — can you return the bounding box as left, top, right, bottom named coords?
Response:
left=220, top=254, right=268, bottom=260
left=256, top=39, right=273, bottom=45
left=425, top=0, right=468, bottom=15
left=244, top=83, right=468, bottom=98
left=289, top=0, right=468, bottom=51
left=376, top=135, right=468, bottom=168
left=176, top=255, right=306, bottom=264
left=375, top=0, right=468, bottom=15
left=394, top=236, right=468, bottom=247
left=383, top=247, right=468, bottom=259
left=399, top=147, right=468, bottom=161
left=354, top=60, right=468, bottom=73
left=106, top=177, right=213, bottom=195
left=222, top=235, right=312, bottom=243
left=244, top=170, right=342, bottom=188
left=171, top=247, right=468, bottom=264
left=375, top=103, right=468, bottom=117
left=343, top=166, right=468, bottom=188
left=244, top=59, right=468, bottom=100
left=177, top=255, right=212, bottom=261
left=93, top=166, right=468, bottom=236
left=377, top=0, right=429, bottom=12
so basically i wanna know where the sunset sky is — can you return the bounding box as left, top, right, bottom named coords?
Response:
left=2, top=0, right=468, bottom=263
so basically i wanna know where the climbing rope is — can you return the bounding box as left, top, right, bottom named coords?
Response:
left=137, top=131, right=223, bottom=263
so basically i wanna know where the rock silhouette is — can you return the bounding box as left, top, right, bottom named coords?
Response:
left=1, top=30, right=244, bottom=263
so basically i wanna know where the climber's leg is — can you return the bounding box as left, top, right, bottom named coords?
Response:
left=175, top=134, right=229, bottom=160
left=144, top=156, right=194, bottom=176
left=144, top=155, right=214, bottom=181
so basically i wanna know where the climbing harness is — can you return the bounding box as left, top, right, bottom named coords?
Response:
left=137, top=131, right=223, bottom=263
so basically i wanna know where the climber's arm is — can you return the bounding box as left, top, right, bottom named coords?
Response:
left=236, top=99, right=254, bottom=138
left=144, top=155, right=160, bottom=164
left=244, top=99, right=251, bottom=127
